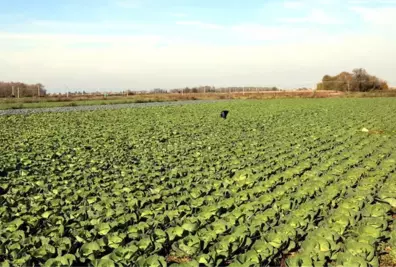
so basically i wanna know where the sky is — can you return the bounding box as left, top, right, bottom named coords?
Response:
left=0, top=0, right=396, bottom=92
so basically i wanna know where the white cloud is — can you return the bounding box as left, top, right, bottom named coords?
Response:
left=176, top=20, right=339, bottom=42
left=0, top=13, right=25, bottom=20
left=350, top=6, right=396, bottom=24
left=2, top=29, right=395, bottom=90
left=348, top=0, right=370, bottom=3
left=317, top=0, right=335, bottom=4
left=0, top=32, right=162, bottom=47
left=230, top=24, right=316, bottom=41
left=116, top=0, right=141, bottom=8
left=169, top=13, right=188, bottom=18
left=176, top=21, right=225, bottom=30
left=283, top=1, right=305, bottom=9
left=1, top=12, right=396, bottom=90
left=278, top=8, right=343, bottom=24
left=348, top=0, right=396, bottom=4
left=282, top=0, right=338, bottom=8
left=30, top=20, right=143, bottom=30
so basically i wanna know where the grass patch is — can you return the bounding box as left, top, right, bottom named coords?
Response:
left=10, top=104, right=24, bottom=109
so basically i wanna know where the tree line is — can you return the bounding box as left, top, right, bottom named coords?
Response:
left=0, top=82, right=47, bottom=98
left=317, top=68, right=389, bottom=92
left=47, top=86, right=281, bottom=97
left=166, top=86, right=279, bottom=94
left=1, top=68, right=390, bottom=98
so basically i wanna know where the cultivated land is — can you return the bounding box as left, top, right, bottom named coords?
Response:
left=0, top=100, right=223, bottom=116
left=1, top=90, right=396, bottom=110
left=1, top=98, right=396, bottom=267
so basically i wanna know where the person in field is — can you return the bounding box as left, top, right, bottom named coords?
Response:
left=220, top=110, right=229, bottom=119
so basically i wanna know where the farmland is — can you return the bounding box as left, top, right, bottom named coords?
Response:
left=2, top=89, right=396, bottom=110
left=1, top=98, right=396, bottom=267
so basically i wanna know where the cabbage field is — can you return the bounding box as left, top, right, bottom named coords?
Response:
left=1, top=98, right=396, bottom=267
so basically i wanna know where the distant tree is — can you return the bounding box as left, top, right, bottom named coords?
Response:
left=0, top=81, right=47, bottom=97
left=317, top=68, right=388, bottom=92
left=151, top=88, right=167, bottom=94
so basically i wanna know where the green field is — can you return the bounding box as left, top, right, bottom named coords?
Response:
left=1, top=98, right=396, bottom=267
left=0, top=98, right=168, bottom=110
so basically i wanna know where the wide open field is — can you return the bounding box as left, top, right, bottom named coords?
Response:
left=1, top=98, right=396, bottom=267
left=1, top=89, right=396, bottom=110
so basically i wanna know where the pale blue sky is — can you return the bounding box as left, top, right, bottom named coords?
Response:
left=1, top=0, right=396, bottom=92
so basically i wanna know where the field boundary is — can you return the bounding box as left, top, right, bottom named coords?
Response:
left=1, top=90, right=396, bottom=111
left=0, top=99, right=227, bottom=116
